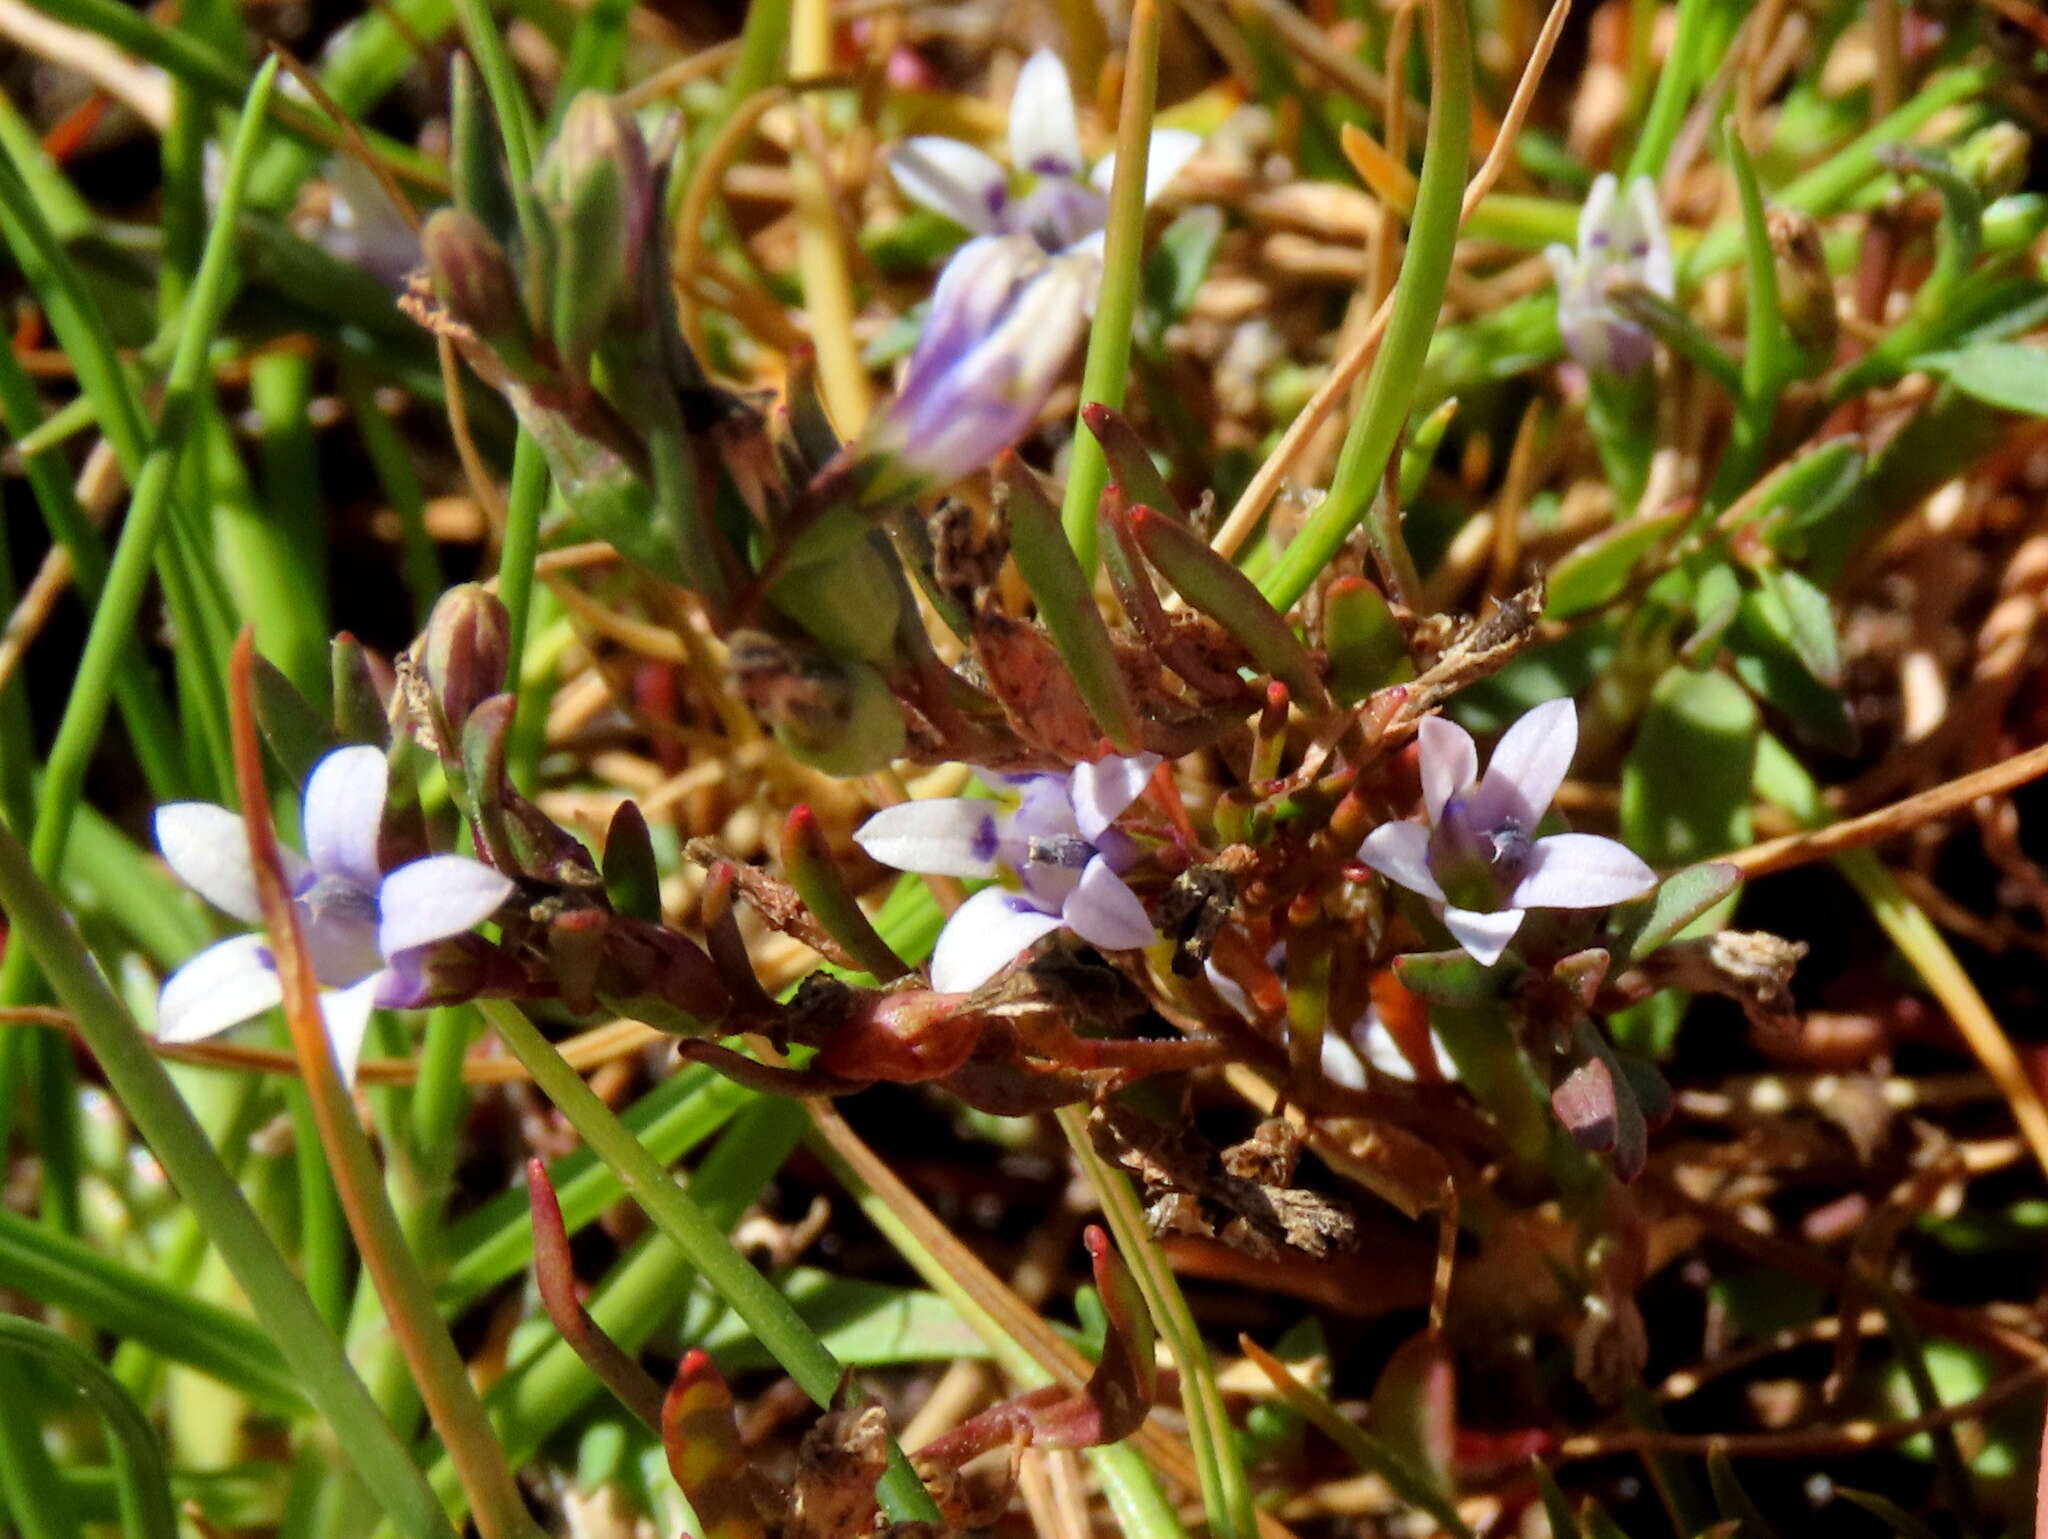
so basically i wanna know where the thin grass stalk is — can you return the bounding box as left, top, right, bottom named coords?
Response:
left=0, top=1316, right=178, bottom=1539
left=226, top=634, right=541, bottom=1539
left=473, top=998, right=943, bottom=1526
left=1058, top=0, right=1163, bottom=571
left=1055, top=1103, right=1258, bottom=1539
left=1257, top=0, right=1472, bottom=612
left=0, top=60, right=285, bottom=1230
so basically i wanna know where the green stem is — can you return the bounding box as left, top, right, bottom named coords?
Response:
left=1056, top=1104, right=1257, bottom=1539
left=1058, top=0, right=1163, bottom=571
left=1259, top=0, right=1472, bottom=613
left=475, top=1000, right=941, bottom=1525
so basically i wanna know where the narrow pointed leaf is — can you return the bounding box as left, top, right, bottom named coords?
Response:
left=1128, top=505, right=1329, bottom=711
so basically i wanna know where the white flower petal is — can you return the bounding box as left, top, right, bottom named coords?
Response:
left=855, top=799, right=1004, bottom=878
left=1358, top=821, right=1444, bottom=902
left=302, top=745, right=389, bottom=890
left=1578, top=173, right=1618, bottom=258
left=1443, top=906, right=1525, bottom=967
left=1069, top=753, right=1160, bottom=841
left=1470, top=697, right=1576, bottom=831
left=1512, top=833, right=1658, bottom=909
left=1417, top=716, right=1477, bottom=824
left=1625, top=177, right=1676, bottom=298
left=156, top=934, right=281, bottom=1042
left=1320, top=1031, right=1368, bottom=1089
left=930, top=887, right=1065, bottom=993
left=1357, top=1017, right=1459, bottom=1082
left=376, top=855, right=515, bottom=955
left=318, top=973, right=382, bottom=1088
left=1091, top=128, right=1202, bottom=203
left=1009, top=49, right=1083, bottom=177
left=156, top=802, right=268, bottom=923
left=1062, top=854, right=1155, bottom=951
left=888, top=137, right=1006, bottom=232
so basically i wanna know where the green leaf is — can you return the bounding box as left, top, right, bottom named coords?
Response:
left=1545, top=506, right=1689, bottom=619
left=1392, top=948, right=1510, bottom=1006
left=1683, top=562, right=1744, bottom=662
left=1753, top=566, right=1842, bottom=686
left=1727, top=590, right=1858, bottom=754
left=1918, top=340, right=2048, bottom=417
left=1608, top=862, right=1741, bottom=964
left=1324, top=577, right=1412, bottom=703
left=1142, top=206, right=1225, bottom=342
left=1621, top=667, right=1758, bottom=866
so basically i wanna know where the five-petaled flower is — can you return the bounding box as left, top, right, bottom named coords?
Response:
left=855, top=755, right=1161, bottom=994
left=1544, top=173, right=1675, bottom=375
left=888, top=48, right=1201, bottom=264
left=1359, top=699, right=1657, bottom=967
left=153, top=745, right=515, bottom=1085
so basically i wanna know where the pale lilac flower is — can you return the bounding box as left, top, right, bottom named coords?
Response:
left=1544, top=174, right=1675, bottom=375
left=888, top=48, right=1201, bottom=263
left=1359, top=699, right=1657, bottom=967
left=153, top=745, right=514, bottom=1085
left=864, top=232, right=1096, bottom=488
left=855, top=755, right=1161, bottom=993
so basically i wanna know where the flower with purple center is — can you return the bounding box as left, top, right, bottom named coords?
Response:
left=854, top=754, right=1162, bottom=993
left=888, top=48, right=1201, bottom=263
left=1544, top=173, right=1676, bottom=376
left=153, top=745, right=515, bottom=1085
left=1359, top=699, right=1657, bottom=967
left=863, top=231, right=1098, bottom=490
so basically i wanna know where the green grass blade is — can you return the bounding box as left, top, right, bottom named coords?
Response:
left=1258, top=0, right=1472, bottom=612
left=0, top=1315, right=179, bottom=1539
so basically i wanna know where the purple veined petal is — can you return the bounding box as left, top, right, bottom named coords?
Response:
left=318, top=973, right=382, bottom=1088
left=156, top=802, right=289, bottom=924
left=898, top=235, right=1045, bottom=407
left=1442, top=905, right=1525, bottom=967
left=1358, top=820, right=1444, bottom=902
left=1061, top=854, right=1156, bottom=951
left=888, top=137, right=1006, bottom=233
left=1089, top=127, right=1203, bottom=205
left=1069, top=753, right=1161, bottom=842
left=1005, top=775, right=1083, bottom=846
left=299, top=881, right=386, bottom=988
left=1416, top=716, right=1477, bottom=824
left=929, top=887, right=1065, bottom=993
left=1008, top=49, right=1083, bottom=179
left=1512, top=832, right=1658, bottom=909
left=301, top=745, right=389, bottom=890
left=377, top=854, right=516, bottom=955
left=1468, top=697, right=1577, bottom=832
left=854, top=798, right=1004, bottom=879
left=374, top=949, right=431, bottom=1010
left=1004, top=177, right=1109, bottom=253
left=156, top=934, right=282, bottom=1043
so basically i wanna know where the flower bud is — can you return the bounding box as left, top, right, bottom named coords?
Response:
left=422, top=208, right=537, bottom=370
left=537, top=93, right=653, bottom=372
left=728, top=632, right=906, bottom=775
left=1767, top=207, right=1837, bottom=360
left=1957, top=122, right=2030, bottom=202
left=421, top=583, right=511, bottom=735
left=859, top=233, right=1093, bottom=495
left=767, top=511, right=903, bottom=662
